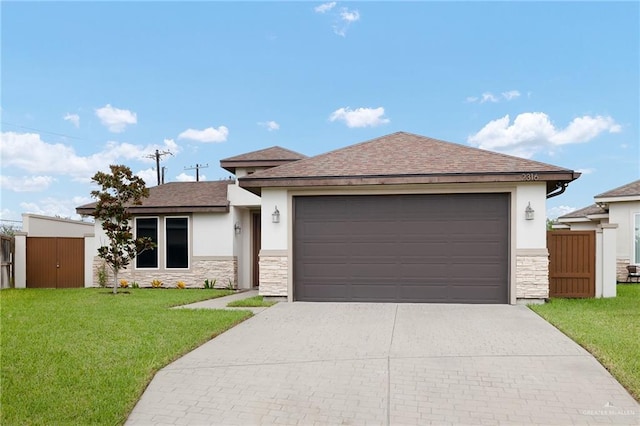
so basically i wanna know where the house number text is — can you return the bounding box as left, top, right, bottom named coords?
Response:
left=520, top=173, right=539, bottom=181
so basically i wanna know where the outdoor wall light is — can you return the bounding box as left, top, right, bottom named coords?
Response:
left=525, top=202, right=535, bottom=220
left=234, top=222, right=242, bottom=234
left=272, top=206, right=280, bottom=223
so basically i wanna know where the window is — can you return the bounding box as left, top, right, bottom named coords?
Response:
left=166, top=217, right=189, bottom=268
left=136, top=218, right=158, bottom=268
left=635, top=213, right=640, bottom=264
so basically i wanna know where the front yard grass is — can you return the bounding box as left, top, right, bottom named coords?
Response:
left=529, top=284, right=640, bottom=401
left=227, top=295, right=277, bottom=307
left=0, top=288, right=251, bottom=425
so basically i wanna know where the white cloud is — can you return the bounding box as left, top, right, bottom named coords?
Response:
left=178, top=126, right=229, bottom=143
left=466, top=90, right=521, bottom=103
left=547, top=205, right=578, bottom=220
left=340, top=8, right=360, bottom=22
left=329, top=107, right=390, bottom=128
left=0, top=132, right=179, bottom=181
left=333, top=7, right=360, bottom=36
left=467, top=112, right=621, bottom=158
left=314, top=2, right=336, bottom=13
left=576, top=168, right=595, bottom=175
left=258, top=121, right=280, bottom=131
left=502, top=90, right=521, bottom=101
left=63, top=113, right=80, bottom=128
left=20, top=195, right=93, bottom=221
left=135, top=168, right=159, bottom=186
left=175, top=172, right=208, bottom=182
left=95, top=104, right=137, bottom=133
left=0, top=175, right=55, bottom=192
left=481, top=92, right=499, bottom=103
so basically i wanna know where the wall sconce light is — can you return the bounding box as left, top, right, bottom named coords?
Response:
left=272, top=206, right=280, bottom=223
left=234, top=222, right=241, bottom=234
left=525, top=202, right=535, bottom=220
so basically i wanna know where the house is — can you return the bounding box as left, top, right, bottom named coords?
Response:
left=76, top=147, right=306, bottom=290
left=78, top=132, right=580, bottom=304
left=556, top=179, right=640, bottom=285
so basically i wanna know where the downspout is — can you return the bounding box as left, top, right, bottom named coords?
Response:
left=547, top=182, right=569, bottom=199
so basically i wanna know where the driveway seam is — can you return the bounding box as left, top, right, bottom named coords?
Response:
left=387, top=304, right=398, bottom=426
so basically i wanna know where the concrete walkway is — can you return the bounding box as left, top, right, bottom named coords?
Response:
left=127, top=303, right=639, bottom=425
left=174, top=289, right=269, bottom=314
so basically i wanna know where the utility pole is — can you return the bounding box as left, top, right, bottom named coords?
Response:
left=184, top=163, right=209, bottom=182
left=145, top=149, right=173, bottom=185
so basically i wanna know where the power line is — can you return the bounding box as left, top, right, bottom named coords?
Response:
left=1, top=121, right=84, bottom=140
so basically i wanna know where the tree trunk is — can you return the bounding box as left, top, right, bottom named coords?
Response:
left=112, top=268, right=118, bottom=294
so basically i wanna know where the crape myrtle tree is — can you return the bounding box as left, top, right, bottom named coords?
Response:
left=91, top=165, right=155, bottom=294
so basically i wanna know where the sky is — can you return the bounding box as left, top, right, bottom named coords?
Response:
left=1, top=1, right=638, bottom=226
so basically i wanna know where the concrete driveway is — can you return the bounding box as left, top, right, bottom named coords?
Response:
left=126, top=303, right=639, bottom=425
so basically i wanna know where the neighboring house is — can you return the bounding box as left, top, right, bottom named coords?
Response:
left=77, top=132, right=580, bottom=304
left=556, top=179, right=640, bottom=283
left=13, top=214, right=95, bottom=288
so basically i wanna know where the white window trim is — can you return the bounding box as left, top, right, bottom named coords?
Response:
left=164, top=216, right=190, bottom=270
left=134, top=216, right=160, bottom=270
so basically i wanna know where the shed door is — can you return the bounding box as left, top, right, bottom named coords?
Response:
left=26, top=237, right=84, bottom=288
left=293, top=194, right=509, bottom=303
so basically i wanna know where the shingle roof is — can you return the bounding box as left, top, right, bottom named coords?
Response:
left=239, top=132, right=579, bottom=193
left=76, top=181, right=231, bottom=215
left=595, top=179, right=640, bottom=199
left=220, top=146, right=307, bottom=174
left=558, top=204, right=607, bottom=219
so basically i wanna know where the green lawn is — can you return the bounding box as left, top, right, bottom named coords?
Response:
left=0, top=288, right=251, bottom=425
left=529, top=284, right=640, bottom=401
left=227, top=295, right=277, bottom=308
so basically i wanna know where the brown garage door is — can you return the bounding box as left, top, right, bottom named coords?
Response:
left=293, top=194, right=509, bottom=303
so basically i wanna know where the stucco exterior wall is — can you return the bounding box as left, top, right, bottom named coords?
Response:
left=515, top=183, right=547, bottom=249
left=609, top=201, right=640, bottom=263
left=22, top=213, right=94, bottom=237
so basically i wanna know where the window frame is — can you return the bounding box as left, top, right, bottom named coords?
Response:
left=164, top=216, right=190, bottom=269
left=134, top=216, right=159, bottom=270
left=634, top=213, right=640, bottom=265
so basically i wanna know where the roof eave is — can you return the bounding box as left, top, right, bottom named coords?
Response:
left=594, top=195, right=640, bottom=203
left=239, top=171, right=579, bottom=191
left=75, top=205, right=230, bottom=216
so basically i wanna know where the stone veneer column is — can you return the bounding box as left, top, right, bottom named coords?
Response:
left=515, top=248, right=549, bottom=300
left=258, top=250, right=288, bottom=297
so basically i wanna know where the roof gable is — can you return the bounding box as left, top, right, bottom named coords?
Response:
left=220, top=146, right=307, bottom=174
left=76, top=181, right=231, bottom=215
left=239, top=132, right=579, bottom=193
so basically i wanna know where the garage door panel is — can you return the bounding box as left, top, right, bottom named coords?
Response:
left=294, top=194, right=509, bottom=303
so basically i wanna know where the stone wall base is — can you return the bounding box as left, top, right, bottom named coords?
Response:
left=259, top=252, right=288, bottom=297
left=91, top=257, right=238, bottom=288
left=516, top=250, right=549, bottom=299
left=616, top=257, right=631, bottom=282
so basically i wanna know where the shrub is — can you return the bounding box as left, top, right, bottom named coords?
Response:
left=151, top=279, right=163, bottom=288
left=204, top=279, right=216, bottom=289
left=176, top=281, right=186, bottom=289
left=119, top=279, right=129, bottom=288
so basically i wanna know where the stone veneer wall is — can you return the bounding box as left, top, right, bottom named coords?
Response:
left=515, top=249, right=549, bottom=300
left=259, top=251, right=288, bottom=297
left=91, top=256, right=237, bottom=288
left=617, top=257, right=631, bottom=282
